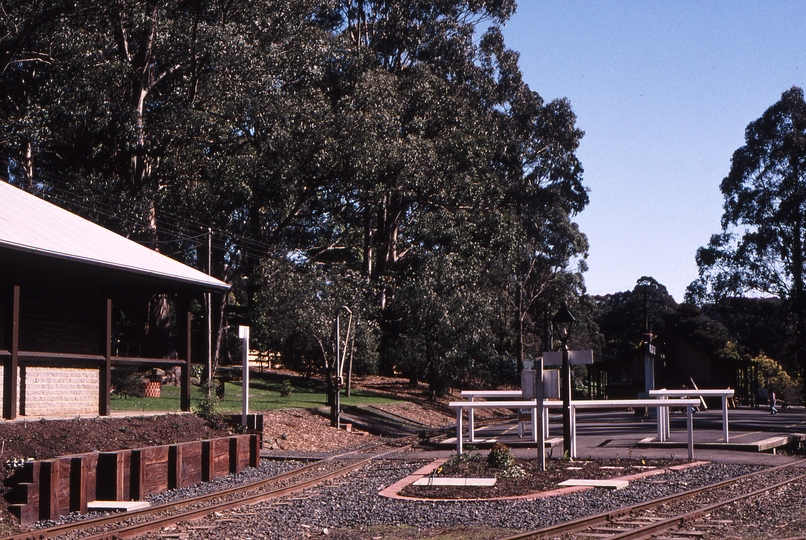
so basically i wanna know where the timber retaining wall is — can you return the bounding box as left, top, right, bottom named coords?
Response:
left=6, top=433, right=262, bottom=525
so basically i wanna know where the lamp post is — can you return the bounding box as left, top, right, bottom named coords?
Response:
left=637, top=278, right=658, bottom=396
left=552, top=303, right=576, bottom=457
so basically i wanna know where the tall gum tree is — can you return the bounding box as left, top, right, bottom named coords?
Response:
left=690, top=86, right=806, bottom=395
left=327, top=1, right=588, bottom=386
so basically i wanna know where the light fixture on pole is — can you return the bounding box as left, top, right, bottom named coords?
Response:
left=552, top=303, right=576, bottom=457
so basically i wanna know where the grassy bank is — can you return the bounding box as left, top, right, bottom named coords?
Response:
left=111, top=377, right=402, bottom=413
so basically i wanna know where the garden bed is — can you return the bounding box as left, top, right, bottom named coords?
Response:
left=400, top=449, right=685, bottom=499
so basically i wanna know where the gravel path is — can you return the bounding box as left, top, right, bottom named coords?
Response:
left=131, top=458, right=798, bottom=540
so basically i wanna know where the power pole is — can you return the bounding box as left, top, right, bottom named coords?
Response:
left=206, top=228, right=212, bottom=400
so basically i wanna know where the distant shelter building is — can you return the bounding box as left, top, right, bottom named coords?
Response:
left=0, top=181, right=229, bottom=419
left=588, top=336, right=756, bottom=407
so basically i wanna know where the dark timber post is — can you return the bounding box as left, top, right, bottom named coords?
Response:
left=178, top=298, right=192, bottom=411
left=3, top=285, right=20, bottom=419
left=100, top=298, right=112, bottom=416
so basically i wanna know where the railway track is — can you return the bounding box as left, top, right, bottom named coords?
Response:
left=497, top=458, right=806, bottom=540
left=1, top=436, right=419, bottom=540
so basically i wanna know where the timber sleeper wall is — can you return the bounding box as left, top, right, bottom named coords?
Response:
left=6, top=433, right=261, bottom=525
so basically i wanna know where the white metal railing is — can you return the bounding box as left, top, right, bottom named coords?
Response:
left=449, top=398, right=702, bottom=459
left=649, top=388, right=735, bottom=442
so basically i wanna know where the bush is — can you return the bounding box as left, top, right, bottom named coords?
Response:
left=487, top=443, right=514, bottom=469
left=280, top=380, right=294, bottom=398
left=194, top=381, right=227, bottom=429
left=111, top=367, right=145, bottom=398
left=755, top=353, right=803, bottom=405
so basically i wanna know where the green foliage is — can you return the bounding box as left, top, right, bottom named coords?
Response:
left=592, top=277, right=677, bottom=360
left=690, top=87, right=806, bottom=394
left=1, top=0, right=589, bottom=393
left=691, top=86, right=806, bottom=305
left=443, top=451, right=484, bottom=469
left=190, top=364, right=204, bottom=381
left=754, top=353, right=802, bottom=405
left=702, top=297, right=796, bottom=374
left=193, top=381, right=228, bottom=429
left=280, top=380, right=294, bottom=398
left=487, top=443, right=515, bottom=469
left=111, top=367, right=145, bottom=398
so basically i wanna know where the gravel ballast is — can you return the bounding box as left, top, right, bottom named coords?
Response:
left=134, top=458, right=779, bottom=539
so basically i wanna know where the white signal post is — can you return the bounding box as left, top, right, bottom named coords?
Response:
left=239, top=325, right=250, bottom=426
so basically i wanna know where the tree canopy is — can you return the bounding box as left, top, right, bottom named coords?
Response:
left=1, top=0, right=589, bottom=393
left=689, top=86, right=806, bottom=389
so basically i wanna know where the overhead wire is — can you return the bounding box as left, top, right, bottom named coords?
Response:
left=0, top=158, right=283, bottom=263
left=1, top=156, right=347, bottom=267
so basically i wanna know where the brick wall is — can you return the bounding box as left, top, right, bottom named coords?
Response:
left=20, top=367, right=98, bottom=416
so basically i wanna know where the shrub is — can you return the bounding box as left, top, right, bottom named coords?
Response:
left=754, top=353, right=803, bottom=405
left=111, top=367, right=145, bottom=398
left=194, top=381, right=227, bottom=429
left=280, top=380, right=294, bottom=398
left=487, top=443, right=514, bottom=469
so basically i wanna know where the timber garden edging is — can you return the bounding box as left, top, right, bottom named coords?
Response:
left=5, top=433, right=262, bottom=525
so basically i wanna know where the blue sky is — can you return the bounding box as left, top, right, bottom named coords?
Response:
left=502, top=1, right=806, bottom=301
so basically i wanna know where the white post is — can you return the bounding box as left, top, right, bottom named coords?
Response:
left=456, top=407, right=463, bottom=454
left=657, top=395, right=667, bottom=442
left=468, top=395, right=476, bottom=442
left=239, top=325, right=250, bottom=426
left=686, top=404, right=694, bottom=460
left=536, top=359, right=545, bottom=471
left=665, top=401, right=671, bottom=440
left=722, top=395, right=730, bottom=442
left=206, top=228, right=212, bottom=399
left=570, top=403, right=577, bottom=459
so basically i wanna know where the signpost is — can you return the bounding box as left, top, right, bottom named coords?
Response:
left=239, top=325, right=250, bottom=426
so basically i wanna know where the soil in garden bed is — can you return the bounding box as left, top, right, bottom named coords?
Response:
left=399, top=455, right=686, bottom=499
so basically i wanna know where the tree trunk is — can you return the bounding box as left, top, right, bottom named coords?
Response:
left=363, top=205, right=373, bottom=280
left=22, top=141, right=34, bottom=191
left=213, top=290, right=228, bottom=375
left=516, top=281, right=524, bottom=373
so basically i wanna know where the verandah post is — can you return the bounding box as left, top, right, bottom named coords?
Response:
left=3, top=284, right=20, bottom=419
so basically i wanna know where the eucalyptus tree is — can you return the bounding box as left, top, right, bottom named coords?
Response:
left=0, top=0, right=76, bottom=188
left=325, top=1, right=589, bottom=387
left=690, top=87, right=806, bottom=389
left=593, top=277, right=677, bottom=364
left=1, top=0, right=341, bottom=365
left=1, top=0, right=591, bottom=390
left=481, top=27, right=588, bottom=369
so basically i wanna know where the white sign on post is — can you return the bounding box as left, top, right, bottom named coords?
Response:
left=543, top=369, right=560, bottom=399
left=239, top=325, right=250, bottom=426
left=542, top=350, right=594, bottom=366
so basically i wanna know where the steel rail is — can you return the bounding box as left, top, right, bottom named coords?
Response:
left=91, top=444, right=412, bottom=540
left=607, top=471, right=806, bottom=540
left=497, top=458, right=806, bottom=540
left=1, top=437, right=416, bottom=540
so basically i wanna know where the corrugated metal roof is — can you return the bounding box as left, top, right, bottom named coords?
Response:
left=0, top=181, right=229, bottom=292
